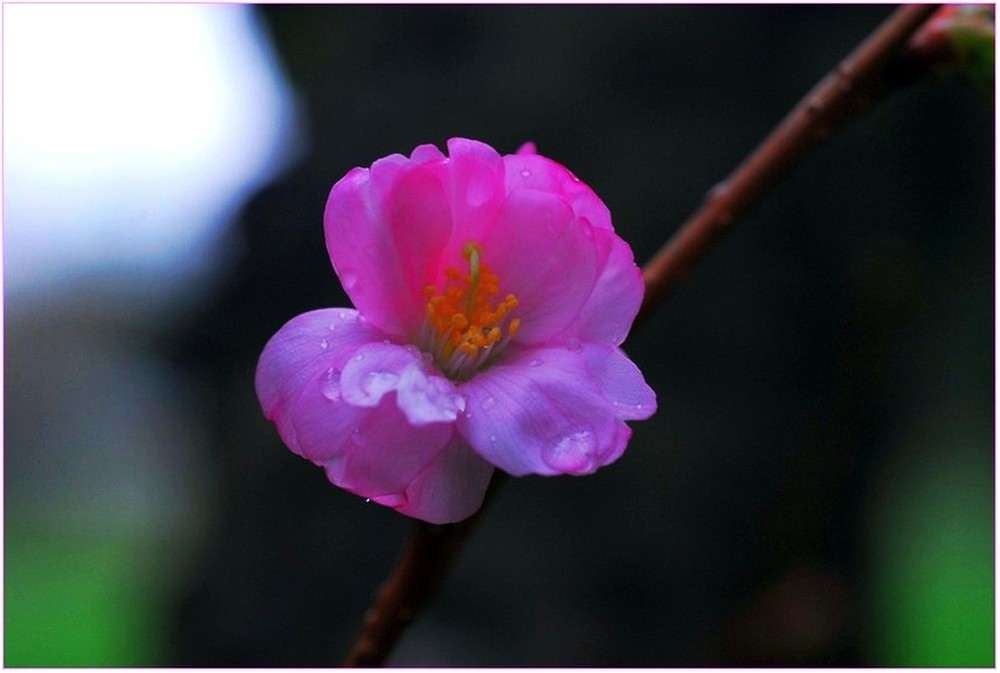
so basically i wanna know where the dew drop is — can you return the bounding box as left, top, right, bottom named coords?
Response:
left=481, top=396, right=497, bottom=410
left=567, top=337, right=583, bottom=353
left=354, top=353, right=365, bottom=362
left=338, top=310, right=350, bottom=320
left=365, top=498, right=371, bottom=503
left=530, top=358, right=543, bottom=367
left=328, top=323, right=338, bottom=332
left=321, top=368, right=342, bottom=401
left=520, top=169, right=532, bottom=178
left=319, top=338, right=329, bottom=350
left=543, top=431, right=595, bottom=472
left=489, top=434, right=498, bottom=445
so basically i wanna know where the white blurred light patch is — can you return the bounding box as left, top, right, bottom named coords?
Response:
left=4, top=4, right=300, bottom=301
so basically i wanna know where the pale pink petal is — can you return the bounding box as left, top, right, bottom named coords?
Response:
left=255, top=308, right=382, bottom=452
left=457, top=347, right=623, bottom=476
left=554, top=226, right=645, bottom=346
left=380, top=435, right=496, bottom=524
left=324, top=155, right=452, bottom=338
left=339, top=341, right=465, bottom=426
left=396, top=362, right=467, bottom=426
left=502, top=153, right=613, bottom=231
left=338, top=340, right=418, bottom=409
left=580, top=343, right=657, bottom=420
left=473, top=190, right=599, bottom=344
left=319, top=398, right=453, bottom=499
left=255, top=309, right=454, bottom=497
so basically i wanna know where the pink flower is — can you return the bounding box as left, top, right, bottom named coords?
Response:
left=255, top=138, right=656, bottom=524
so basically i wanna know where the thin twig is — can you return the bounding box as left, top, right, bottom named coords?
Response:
left=342, top=473, right=506, bottom=667
left=636, top=3, right=940, bottom=323
left=341, top=5, right=941, bottom=667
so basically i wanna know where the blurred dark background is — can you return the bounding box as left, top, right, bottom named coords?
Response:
left=5, top=4, right=993, bottom=667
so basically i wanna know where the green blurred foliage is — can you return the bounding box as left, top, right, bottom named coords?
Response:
left=869, top=451, right=994, bottom=666
left=5, top=529, right=163, bottom=666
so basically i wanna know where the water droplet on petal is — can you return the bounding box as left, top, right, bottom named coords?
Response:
left=321, top=368, right=342, bottom=401
left=520, top=169, right=532, bottom=178
left=339, top=310, right=350, bottom=320
left=328, top=323, right=338, bottom=332
left=481, top=396, right=496, bottom=410
left=319, top=338, right=329, bottom=350
left=567, top=337, right=583, bottom=353
left=365, top=498, right=371, bottom=503
left=341, top=270, right=359, bottom=290
left=354, top=353, right=365, bottom=362
left=529, top=358, right=543, bottom=367
left=489, top=434, right=498, bottom=445
left=543, top=431, right=595, bottom=472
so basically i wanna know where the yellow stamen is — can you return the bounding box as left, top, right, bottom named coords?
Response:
left=423, top=241, right=520, bottom=378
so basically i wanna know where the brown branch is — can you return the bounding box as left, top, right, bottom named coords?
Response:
left=636, top=3, right=940, bottom=324
left=341, top=5, right=941, bottom=667
left=341, top=473, right=506, bottom=667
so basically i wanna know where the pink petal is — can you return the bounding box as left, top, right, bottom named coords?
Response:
left=502, top=153, right=612, bottom=231
left=555, top=225, right=645, bottom=346
left=255, top=309, right=457, bottom=502
left=580, top=343, right=657, bottom=420
left=438, top=138, right=506, bottom=241
left=381, top=435, right=496, bottom=524
left=324, top=153, right=452, bottom=338
left=473, top=190, right=599, bottom=344
left=255, top=308, right=382, bottom=450
left=457, top=347, right=625, bottom=476
left=339, top=341, right=465, bottom=426
left=320, top=398, right=453, bottom=500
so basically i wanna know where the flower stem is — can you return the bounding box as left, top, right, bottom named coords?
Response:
left=341, top=5, right=940, bottom=666
left=636, top=3, right=940, bottom=324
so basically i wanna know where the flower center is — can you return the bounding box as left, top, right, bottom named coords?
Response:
left=419, top=241, right=520, bottom=380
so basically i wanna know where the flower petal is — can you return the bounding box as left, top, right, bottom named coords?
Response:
left=319, top=398, right=453, bottom=500
left=340, top=340, right=465, bottom=426
left=457, top=347, right=624, bottom=476
left=441, top=138, right=506, bottom=234
left=558, top=226, right=645, bottom=345
left=502, top=153, right=612, bottom=231
left=255, top=309, right=455, bottom=499
left=472, top=190, right=599, bottom=344
left=255, top=308, right=382, bottom=454
left=580, top=342, right=657, bottom=420
left=378, top=435, right=495, bottom=524
left=324, top=152, right=452, bottom=337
